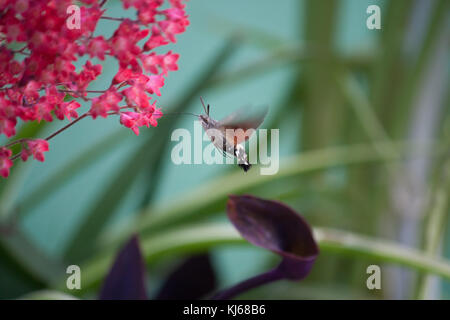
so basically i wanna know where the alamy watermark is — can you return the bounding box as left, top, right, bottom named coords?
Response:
left=171, top=121, right=280, bottom=175
left=366, top=264, right=381, bottom=290
left=366, top=5, right=381, bottom=30
left=66, top=5, right=81, bottom=30
left=66, top=265, right=81, bottom=290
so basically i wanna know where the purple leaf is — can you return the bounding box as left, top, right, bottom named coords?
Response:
left=99, top=234, right=148, bottom=300
left=213, top=195, right=319, bottom=299
left=227, top=195, right=319, bottom=280
left=155, top=253, right=217, bottom=300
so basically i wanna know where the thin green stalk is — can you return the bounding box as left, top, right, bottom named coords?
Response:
left=206, top=46, right=309, bottom=90
left=371, top=0, right=413, bottom=125
left=302, top=0, right=341, bottom=150
left=337, top=73, right=397, bottom=153
left=415, top=155, right=450, bottom=299
left=347, top=0, right=414, bottom=290
left=315, top=227, right=450, bottom=280
left=391, top=0, right=450, bottom=139
left=336, top=72, right=404, bottom=181
left=207, top=46, right=372, bottom=92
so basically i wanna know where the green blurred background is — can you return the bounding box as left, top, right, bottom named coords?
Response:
left=0, top=0, right=449, bottom=299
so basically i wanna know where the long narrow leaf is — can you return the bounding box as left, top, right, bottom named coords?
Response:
left=62, top=136, right=154, bottom=262
left=104, top=141, right=445, bottom=247
left=77, top=223, right=450, bottom=293
left=0, top=229, right=65, bottom=288
left=19, top=129, right=130, bottom=215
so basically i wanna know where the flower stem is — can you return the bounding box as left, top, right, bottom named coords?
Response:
left=43, top=112, right=89, bottom=141
left=100, top=16, right=127, bottom=22
left=9, top=112, right=90, bottom=161
left=58, top=89, right=107, bottom=94
left=2, top=138, right=28, bottom=149
left=211, top=267, right=284, bottom=300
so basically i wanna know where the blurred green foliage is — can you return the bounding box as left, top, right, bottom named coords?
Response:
left=0, top=0, right=449, bottom=300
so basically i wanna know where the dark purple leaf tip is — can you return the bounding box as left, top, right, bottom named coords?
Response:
left=155, top=253, right=217, bottom=300
left=99, top=234, right=148, bottom=300
left=227, top=195, right=319, bottom=279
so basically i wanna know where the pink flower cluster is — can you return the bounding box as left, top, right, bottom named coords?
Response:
left=0, top=0, right=189, bottom=178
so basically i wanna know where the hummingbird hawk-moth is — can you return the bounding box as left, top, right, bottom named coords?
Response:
left=198, top=97, right=267, bottom=172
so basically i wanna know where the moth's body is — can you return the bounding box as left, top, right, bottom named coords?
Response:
left=197, top=98, right=267, bottom=172
left=199, top=114, right=251, bottom=171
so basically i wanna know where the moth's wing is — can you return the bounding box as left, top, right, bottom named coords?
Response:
left=217, top=145, right=233, bottom=158
left=209, top=141, right=232, bottom=158
left=219, top=105, right=268, bottom=130
left=217, top=106, right=249, bottom=125
left=204, top=126, right=233, bottom=158
left=219, top=106, right=268, bottom=145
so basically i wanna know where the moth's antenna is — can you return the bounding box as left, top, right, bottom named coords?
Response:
left=200, top=96, right=208, bottom=114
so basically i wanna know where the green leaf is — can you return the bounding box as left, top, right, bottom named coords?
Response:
left=62, top=136, right=155, bottom=263
left=19, top=290, right=79, bottom=300
left=316, top=227, right=450, bottom=280
left=78, top=223, right=450, bottom=293
left=0, top=229, right=65, bottom=288
left=18, top=129, right=130, bottom=215
left=335, top=71, right=403, bottom=179
left=208, top=15, right=287, bottom=50
left=415, top=151, right=450, bottom=299
left=0, top=161, right=33, bottom=222
left=0, top=121, right=49, bottom=222
left=63, top=94, right=74, bottom=102
left=206, top=46, right=308, bottom=91
left=101, top=140, right=445, bottom=248
left=74, top=223, right=242, bottom=292
left=301, top=0, right=342, bottom=150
